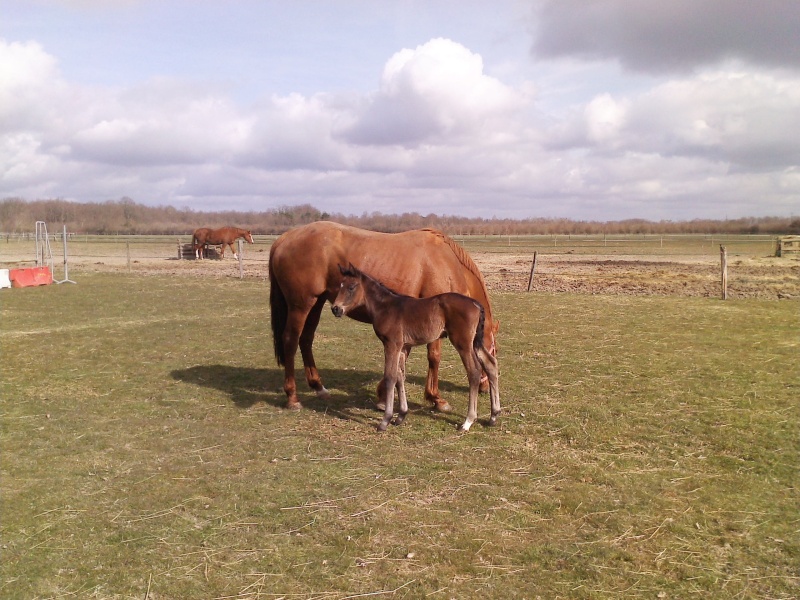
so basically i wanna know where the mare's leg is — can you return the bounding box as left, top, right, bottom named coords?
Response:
left=378, top=343, right=402, bottom=431
left=299, top=296, right=330, bottom=400
left=476, top=348, right=501, bottom=426
left=424, top=339, right=452, bottom=413
left=393, top=350, right=409, bottom=426
left=232, top=242, right=239, bottom=260
left=280, top=303, right=314, bottom=409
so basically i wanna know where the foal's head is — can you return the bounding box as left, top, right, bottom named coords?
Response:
left=244, top=230, right=254, bottom=244
left=331, top=264, right=366, bottom=318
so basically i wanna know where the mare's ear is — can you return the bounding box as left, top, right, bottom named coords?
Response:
left=348, top=262, right=357, bottom=273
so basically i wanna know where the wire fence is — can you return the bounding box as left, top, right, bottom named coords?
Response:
left=2, top=233, right=794, bottom=299
left=1, top=232, right=780, bottom=258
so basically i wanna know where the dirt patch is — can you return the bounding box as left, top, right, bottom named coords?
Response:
left=475, top=252, right=800, bottom=300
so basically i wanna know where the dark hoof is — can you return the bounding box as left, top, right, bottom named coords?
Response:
left=377, top=422, right=389, bottom=432
left=393, top=415, right=407, bottom=426
left=487, top=416, right=498, bottom=426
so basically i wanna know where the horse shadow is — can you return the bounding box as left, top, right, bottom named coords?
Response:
left=169, top=364, right=469, bottom=426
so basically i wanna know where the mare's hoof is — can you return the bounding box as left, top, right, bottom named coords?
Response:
left=285, top=401, right=303, bottom=411
left=434, top=401, right=452, bottom=413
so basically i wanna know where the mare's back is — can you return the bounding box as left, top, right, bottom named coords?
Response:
left=270, top=222, right=473, bottom=300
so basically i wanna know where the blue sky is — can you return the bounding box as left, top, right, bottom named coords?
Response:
left=2, top=0, right=799, bottom=220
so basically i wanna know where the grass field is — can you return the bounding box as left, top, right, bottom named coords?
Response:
left=1, top=272, right=798, bottom=599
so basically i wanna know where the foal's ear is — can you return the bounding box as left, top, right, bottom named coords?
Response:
left=338, top=264, right=347, bottom=275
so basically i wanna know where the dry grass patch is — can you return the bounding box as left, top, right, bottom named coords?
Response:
left=1, top=274, right=798, bottom=599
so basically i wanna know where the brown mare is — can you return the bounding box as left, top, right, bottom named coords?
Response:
left=269, top=221, right=498, bottom=412
left=332, top=264, right=500, bottom=432
left=192, top=227, right=254, bottom=259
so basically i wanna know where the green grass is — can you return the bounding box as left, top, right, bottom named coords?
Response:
left=1, top=273, right=798, bottom=599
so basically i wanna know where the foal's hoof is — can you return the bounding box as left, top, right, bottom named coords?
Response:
left=375, top=401, right=386, bottom=412
left=433, top=401, right=452, bottom=413
left=315, top=386, right=331, bottom=401
left=285, top=400, right=303, bottom=411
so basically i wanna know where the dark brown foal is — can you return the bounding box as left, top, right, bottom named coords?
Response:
left=331, top=264, right=500, bottom=432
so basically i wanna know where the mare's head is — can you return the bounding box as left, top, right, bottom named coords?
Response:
left=244, top=230, right=254, bottom=244
left=331, top=264, right=365, bottom=318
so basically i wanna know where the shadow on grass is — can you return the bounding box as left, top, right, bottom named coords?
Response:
left=169, top=364, right=467, bottom=427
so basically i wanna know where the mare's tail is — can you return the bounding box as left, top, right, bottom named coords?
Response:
left=269, top=259, right=288, bottom=366
left=472, top=301, right=486, bottom=351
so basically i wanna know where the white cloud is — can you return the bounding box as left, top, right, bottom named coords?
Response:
left=0, top=40, right=63, bottom=131
left=622, top=69, right=800, bottom=169
left=344, top=38, right=525, bottom=147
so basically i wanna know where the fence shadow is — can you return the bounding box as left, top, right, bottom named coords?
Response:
left=169, top=364, right=466, bottom=427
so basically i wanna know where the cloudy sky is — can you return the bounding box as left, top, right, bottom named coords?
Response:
left=2, top=0, right=799, bottom=221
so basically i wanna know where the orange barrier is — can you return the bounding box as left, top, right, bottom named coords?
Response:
left=9, top=266, right=53, bottom=288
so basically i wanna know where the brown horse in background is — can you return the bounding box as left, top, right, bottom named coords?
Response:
left=268, top=221, right=498, bottom=411
left=193, top=227, right=254, bottom=259
left=192, top=228, right=212, bottom=259
left=332, top=264, right=500, bottom=432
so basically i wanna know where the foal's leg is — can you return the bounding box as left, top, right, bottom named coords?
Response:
left=378, top=343, right=402, bottom=432
left=451, top=334, right=483, bottom=431
left=393, top=349, right=409, bottom=426
left=376, top=346, right=410, bottom=411
left=476, top=348, right=501, bottom=425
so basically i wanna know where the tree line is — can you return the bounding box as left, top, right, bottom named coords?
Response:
left=1, top=197, right=798, bottom=236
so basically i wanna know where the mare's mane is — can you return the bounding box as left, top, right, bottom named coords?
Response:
left=422, top=229, right=488, bottom=291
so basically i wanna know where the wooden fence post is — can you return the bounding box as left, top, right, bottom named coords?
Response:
left=527, top=251, right=538, bottom=292
left=238, top=239, right=244, bottom=279
left=126, top=241, right=131, bottom=273
left=720, top=245, right=727, bottom=300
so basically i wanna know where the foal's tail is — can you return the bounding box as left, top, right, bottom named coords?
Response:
left=472, top=301, right=486, bottom=351
left=269, top=260, right=288, bottom=366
